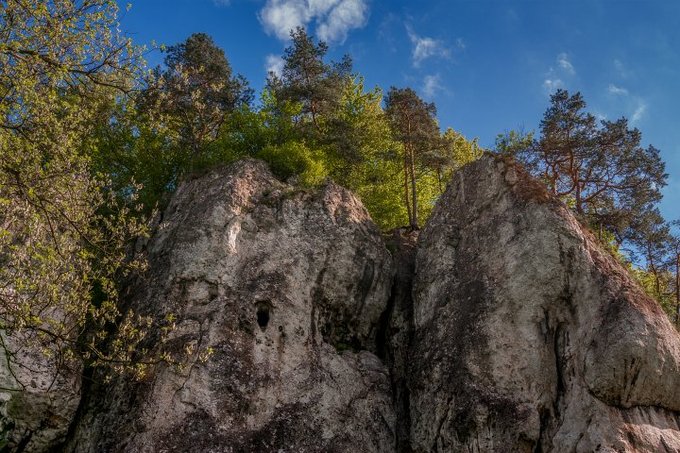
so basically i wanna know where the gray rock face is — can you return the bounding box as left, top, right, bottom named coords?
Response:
left=22, top=155, right=678, bottom=452
left=0, top=332, right=81, bottom=452
left=410, top=155, right=680, bottom=452
left=65, top=160, right=395, bottom=452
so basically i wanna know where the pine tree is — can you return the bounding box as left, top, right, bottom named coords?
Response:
left=527, top=89, right=667, bottom=241
left=385, top=87, right=441, bottom=228
left=141, top=33, right=253, bottom=155
left=268, top=27, right=352, bottom=135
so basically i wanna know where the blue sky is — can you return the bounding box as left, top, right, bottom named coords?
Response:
left=118, top=0, right=680, bottom=224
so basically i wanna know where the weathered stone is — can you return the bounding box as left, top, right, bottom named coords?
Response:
left=27, top=155, right=679, bottom=452
left=0, top=331, right=81, bottom=452
left=410, top=155, right=680, bottom=452
left=65, top=160, right=396, bottom=452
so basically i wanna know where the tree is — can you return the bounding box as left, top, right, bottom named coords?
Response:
left=525, top=89, right=667, bottom=241
left=494, top=129, right=534, bottom=157
left=140, top=33, right=253, bottom=155
left=385, top=87, right=441, bottom=228
left=669, top=227, right=680, bottom=327
left=269, top=27, right=352, bottom=136
left=0, top=0, right=153, bottom=381
left=628, top=209, right=671, bottom=303
left=427, top=128, right=483, bottom=193
left=326, top=78, right=405, bottom=229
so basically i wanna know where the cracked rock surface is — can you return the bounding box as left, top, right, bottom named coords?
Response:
left=410, top=155, right=680, bottom=452
left=63, top=160, right=395, bottom=452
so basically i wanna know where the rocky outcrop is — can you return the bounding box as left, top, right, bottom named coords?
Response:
left=64, top=160, right=395, bottom=452
left=0, top=329, right=81, bottom=452
left=410, top=155, right=680, bottom=452
left=12, top=155, right=680, bottom=452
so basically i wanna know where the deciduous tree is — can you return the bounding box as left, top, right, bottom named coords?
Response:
left=0, top=0, right=152, bottom=381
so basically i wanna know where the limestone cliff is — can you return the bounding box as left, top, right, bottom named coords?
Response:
left=410, top=156, right=680, bottom=452
left=3, top=156, right=679, bottom=452
left=64, top=159, right=395, bottom=452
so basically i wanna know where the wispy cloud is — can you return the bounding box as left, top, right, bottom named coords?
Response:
left=557, top=52, right=575, bottom=75
left=543, top=78, right=564, bottom=92
left=542, top=52, right=575, bottom=94
left=422, top=74, right=443, bottom=98
left=259, top=0, right=368, bottom=43
left=407, top=25, right=450, bottom=67
left=607, top=84, right=629, bottom=96
left=212, top=0, right=230, bottom=6
left=316, top=0, right=367, bottom=43
left=265, top=54, right=285, bottom=77
left=631, top=99, right=647, bottom=123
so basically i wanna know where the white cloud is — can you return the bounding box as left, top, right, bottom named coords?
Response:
left=260, top=0, right=308, bottom=40
left=543, top=78, right=564, bottom=92
left=631, top=100, right=647, bottom=123
left=557, top=52, right=575, bottom=75
left=265, top=54, right=285, bottom=77
left=541, top=52, right=575, bottom=94
left=317, top=0, right=368, bottom=42
left=422, top=74, right=443, bottom=98
left=407, top=25, right=450, bottom=67
left=259, top=0, right=368, bottom=43
left=607, top=84, right=629, bottom=96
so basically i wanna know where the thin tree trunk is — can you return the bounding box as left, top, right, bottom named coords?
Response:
left=403, top=153, right=412, bottom=227
left=648, top=248, right=661, bottom=301
left=409, top=148, right=418, bottom=229
left=598, top=222, right=603, bottom=242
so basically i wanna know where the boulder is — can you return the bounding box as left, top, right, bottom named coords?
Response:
left=409, top=155, right=680, bottom=452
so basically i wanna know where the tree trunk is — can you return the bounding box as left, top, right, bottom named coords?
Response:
left=575, top=180, right=583, bottom=215
left=409, top=148, right=418, bottom=229
left=403, top=153, right=412, bottom=227
left=648, top=248, right=661, bottom=302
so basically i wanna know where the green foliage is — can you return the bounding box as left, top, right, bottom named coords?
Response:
left=525, top=89, right=666, bottom=240
left=0, top=0, right=158, bottom=380
left=269, top=27, right=352, bottom=135
left=139, top=33, right=253, bottom=154
left=494, top=129, right=534, bottom=156
left=258, top=141, right=328, bottom=186
left=385, top=87, right=442, bottom=228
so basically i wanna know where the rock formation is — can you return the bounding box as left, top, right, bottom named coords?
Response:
left=64, top=160, right=396, bottom=452
left=0, top=332, right=81, bottom=452
left=410, top=156, right=680, bottom=452
left=4, top=156, right=680, bottom=452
